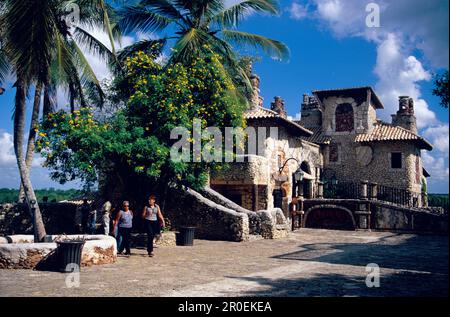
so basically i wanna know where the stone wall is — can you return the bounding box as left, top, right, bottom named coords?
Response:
left=324, top=139, right=421, bottom=194
left=200, top=186, right=289, bottom=238
left=302, top=198, right=448, bottom=233
left=0, top=235, right=117, bottom=269
left=163, top=187, right=249, bottom=242
left=0, top=203, right=79, bottom=236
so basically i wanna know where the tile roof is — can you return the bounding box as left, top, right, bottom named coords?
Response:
left=355, top=123, right=433, bottom=150
left=245, top=107, right=313, bottom=137
left=244, top=106, right=278, bottom=119
left=294, top=124, right=332, bottom=145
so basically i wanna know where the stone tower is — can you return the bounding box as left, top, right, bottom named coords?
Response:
left=271, top=96, right=287, bottom=118
left=250, top=74, right=264, bottom=109
left=391, top=96, right=417, bottom=133
left=299, top=93, right=322, bottom=128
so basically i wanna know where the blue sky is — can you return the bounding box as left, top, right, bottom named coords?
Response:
left=0, top=0, right=448, bottom=193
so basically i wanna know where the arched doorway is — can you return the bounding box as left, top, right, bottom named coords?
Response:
left=304, top=205, right=356, bottom=230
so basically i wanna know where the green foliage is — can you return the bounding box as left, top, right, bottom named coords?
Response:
left=118, top=0, right=289, bottom=102
left=432, top=70, right=449, bottom=109
left=428, top=194, right=449, bottom=213
left=0, top=188, right=84, bottom=204
left=37, top=50, right=246, bottom=200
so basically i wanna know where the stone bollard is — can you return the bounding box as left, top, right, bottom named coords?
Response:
left=360, top=180, right=368, bottom=200
left=370, top=183, right=378, bottom=200
left=355, top=202, right=371, bottom=231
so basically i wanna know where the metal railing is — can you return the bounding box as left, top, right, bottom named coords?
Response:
left=375, top=184, right=419, bottom=208
left=321, top=180, right=421, bottom=208
left=323, top=181, right=361, bottom=199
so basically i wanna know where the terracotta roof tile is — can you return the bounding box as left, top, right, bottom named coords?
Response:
left=355, top=123, right=433, bottom=150
left=245, top=107, right=312, bottom=137
left=294, top=125, right=332, bottom=145
left=244, top=107, right=278, bottom=119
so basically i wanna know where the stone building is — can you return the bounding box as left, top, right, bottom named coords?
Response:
left=210, top=79, right=433, bottom=216
left=298, top=87, right=432, bottom=207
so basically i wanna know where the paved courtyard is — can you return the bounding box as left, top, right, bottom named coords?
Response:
left=0, top=229, right=448, bottom=297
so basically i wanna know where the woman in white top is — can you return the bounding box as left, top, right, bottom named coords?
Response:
left=142, top=195, right=165, bottom=257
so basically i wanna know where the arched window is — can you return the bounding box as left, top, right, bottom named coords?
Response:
left=335, top=103, right=354, bottom=132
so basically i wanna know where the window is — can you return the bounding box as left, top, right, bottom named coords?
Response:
left=391, top=152, right=402, bottom=169
left=329, top=143, right=339, bottom=163
left=335, top=103, right=354, bottom=132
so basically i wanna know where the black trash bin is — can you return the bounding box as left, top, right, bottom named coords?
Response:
left=176, top=226, right=195, bottom=246
left=56, top=240, right=85, bottom=273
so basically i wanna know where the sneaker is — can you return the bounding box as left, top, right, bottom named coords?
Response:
left=148, top=252, right=154, bottom=257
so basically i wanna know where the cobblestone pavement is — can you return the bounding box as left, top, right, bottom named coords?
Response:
left=0, top=229, right=448, bottom=297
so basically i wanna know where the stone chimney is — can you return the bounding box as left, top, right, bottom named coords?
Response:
left=250, top=74, right=263, bottom=109
left=300, top=93, right=322, bottom=128
left=391, top=96, right=417, bottom=133
left=271, top=96, right=287, bottom=118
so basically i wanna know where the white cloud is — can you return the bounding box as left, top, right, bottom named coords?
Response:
left=0, top=131, right=45, bottom=168
left=0, top=131, right=16, bottom=167
left=308, top=0, right=449, bottom=68
left=288, top=2, right=309, bottom=20
left=422, top=151, right=449, bottom=182
left=373, top=33, right=436, bottom=129
left=423, top=124, right=449, bottom=155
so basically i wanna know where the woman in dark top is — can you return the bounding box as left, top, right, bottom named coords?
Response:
left=142, top=195, right=165, bottom=257
left=114, top=201, right=133, bottom=256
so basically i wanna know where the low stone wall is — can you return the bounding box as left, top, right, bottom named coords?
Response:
left=258, top=209, right=289, bottom=239
left=164, top=187, right=249, bottom=242
left=201, top=187, right=262, bottom=235
left=0, top=203, right=79, bottom=236
left=302, top=198, right=448, bottom=233
left=370, top=202, right=448, bottom=233
left=0, top=234, right=117, bottom=269
left=201, top=187, right=289, bottom=238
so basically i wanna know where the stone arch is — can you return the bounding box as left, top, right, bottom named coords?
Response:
left=335, top=103, right=354, bottom=132
left=303, top=204, right=356, bottom=230
left=300, top=161, right=311, bottom=174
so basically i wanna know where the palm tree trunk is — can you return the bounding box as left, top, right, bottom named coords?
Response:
left=13, top=79, right=47, bottom=242
left=18, top=82, right=43, bottom=202
left=43, top=84, right=54, bottom=116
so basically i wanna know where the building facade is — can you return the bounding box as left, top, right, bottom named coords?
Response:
left=210, top=78, right=433, bottom=216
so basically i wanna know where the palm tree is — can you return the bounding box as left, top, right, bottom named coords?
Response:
left=1, top=0, right=118, bottom=241
left=119, top=0, right=289, bottom=94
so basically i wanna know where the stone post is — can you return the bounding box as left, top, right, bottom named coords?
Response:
left=317, top=181, right=324, bottom=199
left=298, top=197, right=304, bottom=229
left=355, top=202, right=371, bottom=231
left=360, top=180, right=368, bottom=200
left=298, top=181, right=304, bottom=198
left=370, top=182, right=378, bottom=200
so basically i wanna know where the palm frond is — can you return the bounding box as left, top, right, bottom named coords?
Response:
left=71, top=40, right=105, bottom=107
left=0, top=49, right=10, bottom=84
left=211, top=0, right=279, bottom=28
left=73, top=26, right=115, bottom=64
left=171, top=28, right=210, bottom=63
left=221, top=30, right=289, bottom=60
left=119, top=5, right=173, bottom=34
left=141, top=0, right=186, bottom=21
